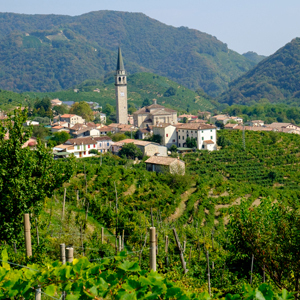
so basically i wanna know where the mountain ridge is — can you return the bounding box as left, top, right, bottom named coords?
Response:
left=0, top=11, right=256, bottom=96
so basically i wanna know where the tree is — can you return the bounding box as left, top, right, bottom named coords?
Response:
left=228, top=198, right=300, bottom=293
left=186, top=137, right=197, bottom=148
left=53, top=104, right=69, bottom=115
left=163, top=87, right=176, bottom=97
left=32, top=125, right=50, bottom=140
left=33, top=97, right=53, bottom=118
left=103, top=104, right=115, bottom=117
left=169, top=144, right=177, bottom=152
left=183, top=117, right=188, bottom=123
left=142, top=98, right=150, bottom=107
left=0, top=108, right=74, bottom=242
left=119, top=143, right=143, bottom=159
left=111, top=133, right=127, bottom=142
left=50, top=131, right=71, bottom=145
left=69, top=101, right=93, bottom=121
left=215, top=120, right=224, bottom=129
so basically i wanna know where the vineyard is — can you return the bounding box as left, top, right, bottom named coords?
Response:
left=1, top=127, right=300, bottom=299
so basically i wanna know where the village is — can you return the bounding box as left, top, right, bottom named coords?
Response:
left=3, top=47, right=300, bottom=175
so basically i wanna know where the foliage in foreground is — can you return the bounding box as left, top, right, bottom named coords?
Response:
left=0, top=108, right=74, bottom=243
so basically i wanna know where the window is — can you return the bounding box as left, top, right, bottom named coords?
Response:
left=202, top=131, right=203, bottom=133
left=88, top=145, right=90, bottom=149
left=202, top=145, right=205, bottom=149
left=179, top=136, right=180, bottom=139
left=107, top=142, right=109, bottom=146
left=84, top=151, right=86, bottom=155
left=182, top=136, right=185, bottom=140
left=166, top=134, right=168, bottom=137
left=172, top=139, right=175, bottom=142
left=211, top=136, right=213, bottom=139
left=202, top=137, right=204, bottom=140
left=179, top=143, right=181, bottom=147
left=100, top=143, right=102, bottom=147
left=179, top=130, right=180, bottom=132
left=94, top=144, right=96, bottom=148
left=210, top=130, right=212, bottom=132
left=77, top=145, right=80, bottom=150
left=195, top=131, right=197, bottom=133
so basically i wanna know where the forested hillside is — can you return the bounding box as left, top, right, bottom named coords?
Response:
left=0, top=11, right=256, bottom=96
left=218, top=38, right=300, bottom=105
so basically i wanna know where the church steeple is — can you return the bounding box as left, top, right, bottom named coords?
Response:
left=115, top=47, right=128, bottom=124
left=116, top=47, right=125, bottom=72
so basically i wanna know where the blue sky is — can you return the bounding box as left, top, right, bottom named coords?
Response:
left=1, top=0, right=299, bottom=56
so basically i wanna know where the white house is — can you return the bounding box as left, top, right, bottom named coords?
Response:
left=24, top=120, right=39, bottom=126
left=60, top=114, right=85, bottom=125
left=176, top=123, right=217, bottom=151
left=152, top=123, right=177, bottom=148
left=54, top=136, right=113, bottom=158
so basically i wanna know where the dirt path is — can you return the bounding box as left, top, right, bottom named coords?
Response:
left=168, top=187, right=197, bottom=221
left=123, top=180, right=137, bottom=196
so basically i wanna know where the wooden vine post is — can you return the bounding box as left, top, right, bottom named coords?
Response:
left=165, top=235, right=169, bottom=267
left=173, top=228, right=188, bottom=274
left=66, top=247, right=73, bottom=263
left=101, top=227, right=104, bottom=244
left=62, top=187, right=66, bottom=220
left=24, top=213, right=32, bottom=257
left=150, top=227, right=156, bottom=271
left=35, top=285, right=41, bottom=300
left=60, top=243, right=66, bottom=264
left=206, top=250, right=211, bottom=296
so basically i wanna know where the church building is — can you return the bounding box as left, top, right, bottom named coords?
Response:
left=133, top=99, right=177, bottom=128
left=115, top=47, right=128, bottom=124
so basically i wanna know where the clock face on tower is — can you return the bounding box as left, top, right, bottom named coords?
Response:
left=120, top=92, right=125, bottom=97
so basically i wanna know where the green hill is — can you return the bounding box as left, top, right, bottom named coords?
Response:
left=218, top=38, right=300, bottom=105
left=0, top=11, right=256, bottom=97
left=26, top=72, right=215, bottom=112
left=242, top=51, right=266, bottom=64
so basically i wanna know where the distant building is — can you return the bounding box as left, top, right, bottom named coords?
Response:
left=133, top=99, right=177, bottom=128
left=145, top=156, right=185, bottom=175
left=60, top=114, right=85, bottom=125
left=248, top=120, right=264, bottom=127
left=54, top=136, right=113, bottom=158
left=152, top=123, right=177, bottom=148
left=176, top=123, right=217, bottom=151
left=111, top=139, right=167, bottom=157
left=51, top=99, right=62, bottom=106
left=24, top=120, right=39, bottom=126
left=210, top=114, right=230, bottom=125
left=177, top=114, right=197, bottom=122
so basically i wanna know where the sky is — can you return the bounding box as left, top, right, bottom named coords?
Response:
left=1, top=0, right=299, bottom=56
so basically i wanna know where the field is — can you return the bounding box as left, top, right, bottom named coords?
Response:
left=1, top=129, right=300, bottom=298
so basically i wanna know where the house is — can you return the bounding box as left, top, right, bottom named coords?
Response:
left=136, top=126, right=153, bottom=140
left=265, top=122, right=300, bottom=130
left=133, top=99, right=177, bottom=128
left=152, top=123, right=177, bottom=148
left=189, top=119, right=208, bottom=124
left=99, top=126, right=116, bottom=135
left=60, top=114, right=85, bottom=125
left=228, top=116, right=243, bottom=124
left=224, top=123, right=239, bottom=130
left=111, top=139, right=167, bottom=157
left=198, top=111, right=211, bottom=120
left=210, top=114, right=230, bottom=125
left=176, top=123, right=217, bottom=151
left=248, top=120, right=264, bottom=127
left=71, top=128, right=101, bottom=138
left=145, top=156, right=185, bottom=175
left=51, top=126, right=70, bottom=133
left=24, top=120, right=39, bottom=126
left=177, top=114, right=197, bottom=122
left=54, top=136, right=113, bottom=158
left=51, top=99, right=62, bottom=106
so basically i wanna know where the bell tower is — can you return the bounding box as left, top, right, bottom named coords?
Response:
left=115, top=47, right=128, bottom=124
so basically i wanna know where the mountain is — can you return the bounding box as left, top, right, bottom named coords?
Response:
left=218, top=38, right=300, bottom=105
left=242, top=51, right=266, bottom=64
left=26, top=72, right=215, bottom=112
left=0, top=11, right=256, bottom=97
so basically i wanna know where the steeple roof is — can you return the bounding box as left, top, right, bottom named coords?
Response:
left=116, top=47, right=125, bottom=71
